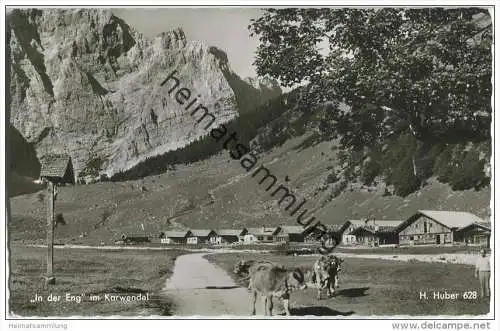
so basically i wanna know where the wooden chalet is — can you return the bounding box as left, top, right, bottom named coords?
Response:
left=159, top=230, right=192, bottom=244
left=338, top=219, right=402, bottom=246
left=275, top=226, right=306, bottom=243
left=338, top=220, right=367, bottom=245
left=187, top=229, right=218, bottom=244
left=396, top=210, right=486, bottom=246
left=245, top=226, right=280, bottom=243
left=215, top=228, right=248, bottom=244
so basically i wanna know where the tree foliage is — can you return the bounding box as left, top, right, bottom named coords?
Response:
left=249, top=8, right=492, bottom=147
left=450, top=149, right=489, bottom=191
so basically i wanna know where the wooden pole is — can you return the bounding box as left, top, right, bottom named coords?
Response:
left=45, top=181, right=55, bottom=285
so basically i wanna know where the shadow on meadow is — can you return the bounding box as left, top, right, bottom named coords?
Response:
left=334, top=286, right=370, bottom=298
left=287, top=306, right=355, bottom=316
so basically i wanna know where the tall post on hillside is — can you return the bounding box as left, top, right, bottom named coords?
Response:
left=39, top=154, right=73, bottom=286
left=45, top=181, right=56, bottom=285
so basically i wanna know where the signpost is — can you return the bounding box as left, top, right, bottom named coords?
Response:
left=45, top=181, right=56, bottom=285
left=39, top=153, right=72, bottom=286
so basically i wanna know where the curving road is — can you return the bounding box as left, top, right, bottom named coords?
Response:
left=162, top=253, right=262, bottom=317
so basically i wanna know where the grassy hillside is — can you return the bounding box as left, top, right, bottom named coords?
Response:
left=8, top=89, right=491, bottom=246
left=9, top=131, right=490, bottom=245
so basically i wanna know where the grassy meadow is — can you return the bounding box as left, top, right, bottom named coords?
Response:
left=8, top=245, right=186, bottom=317
left=205, top=252, right=491, bottom=316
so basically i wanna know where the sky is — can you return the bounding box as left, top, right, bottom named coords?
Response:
left=113, top=8, right=264, bottom=79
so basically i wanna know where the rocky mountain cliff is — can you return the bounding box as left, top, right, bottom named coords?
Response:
left=7, top=9, right=281, bottom=181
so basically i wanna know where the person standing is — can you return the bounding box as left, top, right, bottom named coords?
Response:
left=475, top=248, right=491, bottom=298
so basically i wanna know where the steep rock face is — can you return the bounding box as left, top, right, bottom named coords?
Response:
left=8, top=9, right=281, bottom=180
left=208, top=46, right=282, bottom=114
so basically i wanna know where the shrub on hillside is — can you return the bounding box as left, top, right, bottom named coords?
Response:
left=291, top=111, right=314, bottom=136
left=318, top=103, right=338, bottom=139
left=55, top=213, right=66, bottom=227
left=418, top=143, right=445, bottom=180
left=361, top=157, right=381, bottom=185
left=450, top=150, right=489, bottom=191
left=258, top=122, right=290, bottom=151
left=388, top=155, right=421, bottom=197
left=326, top=171, right=339, bottom=184
left=80, top=156, right=105, bottom=177
left=340, top=149, right=364, bottom=181
left=433, top=144, right=454, bottom=183
left=382, top=187, right=393, bottom=197
left=331, top=180, right=348, bottom=199
left=97, top=210, right=111, bottom=228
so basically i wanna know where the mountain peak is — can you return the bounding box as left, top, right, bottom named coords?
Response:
left=8, top=8, right=282, bottom=182
left=157, top=27, right=187, bottom=49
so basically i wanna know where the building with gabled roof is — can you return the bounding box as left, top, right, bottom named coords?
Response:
left=275, top=225, right=306, bottom=243
left=246, top=226, right=280, bottom=243
left=455, top=222, right=491, bottom=247
left=338, top=219, right=403, bottom=245
left=396, top=210, right=486, bottom=246
left=215, top=228, right=247, bottom=244
left=187, top=229, right=218, bottom=245
left=410, top=210, right=484, bottom=229
left=159, top=230, right=192, bottom=244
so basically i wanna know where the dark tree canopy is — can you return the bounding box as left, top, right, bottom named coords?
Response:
left=249, top=8, right=492, bottom=147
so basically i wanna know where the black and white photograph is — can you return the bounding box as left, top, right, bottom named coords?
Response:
left=2, top=0, right=497, bottom=324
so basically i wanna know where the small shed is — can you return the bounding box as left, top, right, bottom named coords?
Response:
left=455, top=222, right=491, bottom=247
left=39, top=154, right=75, bottom=185
left=121, top=233, right=150, bottom=244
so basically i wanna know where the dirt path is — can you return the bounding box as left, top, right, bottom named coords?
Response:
left=162, top=253, right=258, bottom=317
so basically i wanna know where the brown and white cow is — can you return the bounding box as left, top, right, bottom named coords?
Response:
left=249, top=264, right=307, bottom=316
left=312, top=255, right=344, bottom=299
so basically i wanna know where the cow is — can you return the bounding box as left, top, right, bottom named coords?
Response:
left=312, top=255, right=344, bottom=299
left=233, top=259, right=276, bottom=277
left=330, top=255, right=344, bottom=289
left=249, top=264, right=307, bottom=316
left=233, top=260, right=282, bottom=290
